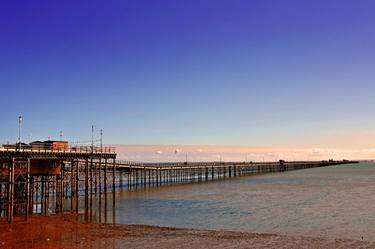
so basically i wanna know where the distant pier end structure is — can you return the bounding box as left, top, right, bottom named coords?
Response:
left=0, top=140, right=116, bottom=223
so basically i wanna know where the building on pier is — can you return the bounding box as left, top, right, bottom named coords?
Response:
left=3, top=143, right=31, bottom=150
left=0, top=143, right=117, bottom=224
left=29, top=140, right=69, bottom=150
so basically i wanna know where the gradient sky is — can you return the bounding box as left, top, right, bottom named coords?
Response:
left=1, top=1, right=375, bottom=159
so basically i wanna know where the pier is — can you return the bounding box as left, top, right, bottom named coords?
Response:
left=0, top=143, right=357, bottom=223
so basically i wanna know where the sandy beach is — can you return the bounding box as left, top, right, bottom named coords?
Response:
left=0, top=214, right=374, bottom=249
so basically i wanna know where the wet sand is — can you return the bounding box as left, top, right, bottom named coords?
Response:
left=0, top=214, right=374, bottom=249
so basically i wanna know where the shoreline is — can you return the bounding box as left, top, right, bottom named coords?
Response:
left=0, top=214, right=374, bottom=248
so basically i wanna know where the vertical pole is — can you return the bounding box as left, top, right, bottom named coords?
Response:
left=25, top=158, right=30, bottom=220
left=91, top=125, right=94, bottom=153
left=51, top=176, right=55, bottom=213
left=55, top=173, right=60, bottom=213
left=135, top=171, right=138, bottom=188
left=35, top=179, right=39, bottom=214
left=41, top=176, right=45, bottom=215
left=0, top=180, right=3, bottom=216
left=29, top=176, right=34, bottom=215
left=44, top=176, right=48, bottom=215
left=119, top=171, right=123, bottom=190
left=75, top=160, right=79, bottom=212
left=94, top=160, right=98, bottom=195
left=60, top=160, right=65, bottom=213
left=104, top=158, right=108, bottom=222
left=18, top=116, right=22, bottom=151
left=143, top=168, right=146, bottom=187
left=10, top=159, right=14, bottom=222
left=90, top=158, right=93, bottom=220
left=47, top=176, right=50, bottom=215
left=61, top=161, right=64, bottom=213
left=137, top=170, right=140, bottom=187
left=7, top=159, right=13, bottom=223
left=130, top=169, right=133, bottom=188
left=160, top=169, right=163, bottom=185
left=99, top=159, right=102, bottom=194
left=160, top=168, right=163, bottom=185
left=157, top=169, right=159, bottom=185
left=98, top=158, right=102, bottom=222
left=104, top=161, right=108, bottom=194
left=99, top=129, right=103, bottom=220
left=70, top=160, right=74, bottom=212
left=85, top=159, right=89, bottom=220
left=112, top=158, right=116, bottom=224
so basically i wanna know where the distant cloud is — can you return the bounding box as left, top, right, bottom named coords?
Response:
left=267, top=153, right=277, bottom=158
left=196, top=148, right=203, bottom=153
left=174, top=148, right=182, bottom=154
left=155, top=150, right=163, bottom=155
left=311, top=149, right=322, bottom=155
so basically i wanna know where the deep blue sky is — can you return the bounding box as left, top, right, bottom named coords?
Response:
left=1, top=0, right=375, bottom=147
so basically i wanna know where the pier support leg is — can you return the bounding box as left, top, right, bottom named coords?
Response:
left=112, top=158, right=116, bottom=206
left=70, top=160, right=74, bottom=212
left=112, top=158, right=116, bottom=224
left=29, top=176, right=34, bottom=215
left=7, top=159, right=14, bottom=223
left=98, top=159, right=102, bottom=223
left=95, top=159, right=98, bottom=195
left=25, top=158, right=30, bottom=220
left=85, top=159, right=89, bottom=220
left=104, top=159, right=108, bottom=223
left=90, top=159, right=93, bottom=220
left=75, top=160, right=79, bottom=212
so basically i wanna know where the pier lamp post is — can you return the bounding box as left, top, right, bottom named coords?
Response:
left=91, top=125, right=94, bottom=153
left=100, top=129, right=103, bottom=152
left=216, top=154, right=222, bottom=163
left=18, top=115, right=22, bottom=150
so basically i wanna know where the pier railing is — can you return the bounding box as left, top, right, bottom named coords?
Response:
left=114, top=159, right=354, bottom=170
left=0, top=144, right=116, bottom=154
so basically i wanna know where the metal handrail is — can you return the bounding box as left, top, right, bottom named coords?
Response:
left=114, top=159, right=352, bottom=169
left=0, top=143, right=116, bottom=154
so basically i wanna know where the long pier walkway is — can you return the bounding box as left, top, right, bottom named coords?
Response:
left=0, top=145, right=357, bottom=223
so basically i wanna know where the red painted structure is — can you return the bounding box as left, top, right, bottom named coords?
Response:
left=29, top=140, right=68, bottom=151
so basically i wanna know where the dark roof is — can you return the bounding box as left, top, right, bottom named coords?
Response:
left=44, top=140, right=68, bottom=143
left=30, top=141, right=43, bottom=144
left=3, top=142, right=30, bottom=147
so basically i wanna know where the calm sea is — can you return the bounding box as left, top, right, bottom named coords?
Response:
left=104, top=162, right=375, bottom=240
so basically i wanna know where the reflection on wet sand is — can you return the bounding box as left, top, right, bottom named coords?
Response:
left=1, top=214, right=375, bottom=249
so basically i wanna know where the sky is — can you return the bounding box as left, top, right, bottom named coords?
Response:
left=1, top=1, right=375, bottom=161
